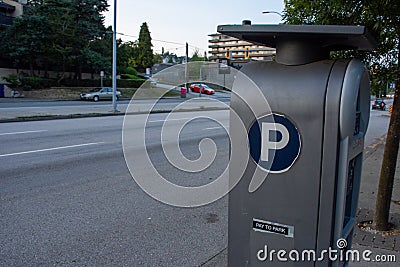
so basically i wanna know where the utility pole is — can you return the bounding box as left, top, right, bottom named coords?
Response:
left=112, top=0, right=118, bottom=113
left=185, top=42, right=188, bottom=91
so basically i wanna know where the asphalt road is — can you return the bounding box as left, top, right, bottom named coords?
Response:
left=0, top=108, right=391, bottom=266
left=0, top=111, right=230, bottom=266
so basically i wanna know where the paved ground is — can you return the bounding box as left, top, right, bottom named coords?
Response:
left=0, top=112, right=230, bottom=266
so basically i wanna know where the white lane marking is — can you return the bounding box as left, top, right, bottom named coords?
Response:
left=148, top=118, right=190, bottom=123
left=0, top=142, right=105, bottom=158
left=0, top=130, right=48, bottom=136
left=203, top=126, right=229, bottom=130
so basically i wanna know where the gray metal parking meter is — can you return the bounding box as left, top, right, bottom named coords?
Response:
left=220, top=24, right=376, bottom=266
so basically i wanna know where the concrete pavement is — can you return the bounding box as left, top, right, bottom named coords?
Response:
left=0, top=113, right=231, bottom=266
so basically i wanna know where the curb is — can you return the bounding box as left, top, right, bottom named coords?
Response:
left=0, top=107, right=230, bottom=123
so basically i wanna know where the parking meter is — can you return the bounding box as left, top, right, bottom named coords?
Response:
left=219, top=24, right=376, bottom=266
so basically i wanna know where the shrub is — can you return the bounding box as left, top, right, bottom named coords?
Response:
left=61, top=79, right=101, bottom=87
left=125, top=67, right=138, bottom=76
left=2, top=74, right=21, bottom=89
left=21, top=77, right=55, bottom=90
left=61, top=78, right=145, bottom=88
left=117, top=78, right=145, bottom=88
left=120, top=74, right=137, bottom=80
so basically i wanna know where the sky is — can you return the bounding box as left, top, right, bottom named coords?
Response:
left=104, top=0, right=285, bottom=57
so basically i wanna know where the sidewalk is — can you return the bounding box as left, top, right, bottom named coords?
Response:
left=202, top=136, right=400, bottom=266
left=350, top=137, right=400, bottom=266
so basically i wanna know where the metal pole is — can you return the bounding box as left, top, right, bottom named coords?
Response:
left=223, top=73, right=226, bottom=90
left=185, top=42, right=188, bottom=91
left=112, top=0, right=118, bottom=112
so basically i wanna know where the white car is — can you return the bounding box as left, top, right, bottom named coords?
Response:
left=80, top=87, right=121, bottom=102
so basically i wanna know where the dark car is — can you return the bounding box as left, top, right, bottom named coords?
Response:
left=372, top=99, right=386, bottom=110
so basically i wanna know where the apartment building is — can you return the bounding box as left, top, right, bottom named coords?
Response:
left=0, top=0, right=27, bottom=29
left=208, top=33, right=275, bottom=67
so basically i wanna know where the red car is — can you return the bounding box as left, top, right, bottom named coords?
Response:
left=190, top=84, right=215, bottom=95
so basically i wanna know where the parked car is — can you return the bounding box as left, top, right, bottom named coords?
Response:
left=372, top=99, right=386, bottom=110
left=189, top=84, right=215, bottom=95
left=80, top=87, right=121, bottom=102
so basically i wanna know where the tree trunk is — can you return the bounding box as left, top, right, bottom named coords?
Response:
left=29, top=61, right=34, bottom=77
left=373, top=32, right=400, bottom=231
left=44, top=61, right=48, bottom=78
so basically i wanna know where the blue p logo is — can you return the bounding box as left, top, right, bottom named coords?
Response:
left=249, top=114, right=301, bottom=173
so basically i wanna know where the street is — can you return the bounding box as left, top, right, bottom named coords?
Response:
left=0, top=111, right=229, bottom=266
left=0, top=108, right=392, bottom=266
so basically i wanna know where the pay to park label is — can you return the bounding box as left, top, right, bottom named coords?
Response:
left=253, top=218, right=294, bottom=238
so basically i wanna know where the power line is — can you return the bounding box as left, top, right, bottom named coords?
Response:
left=114, top=32, right=206, bottom=52
left=115, top=32, right=183, bottom=46
left=153, top=39, right=185, bottom=46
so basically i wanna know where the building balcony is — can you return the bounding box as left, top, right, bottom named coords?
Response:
left=209, top=37, right=239, bottom=43
left=0, top=13, right=14, bottom=27
left=208, top=44, right=220, bottom=49
left=0, top=1, right=16, bottom=13
left=209, top=50, right=221, bottom=55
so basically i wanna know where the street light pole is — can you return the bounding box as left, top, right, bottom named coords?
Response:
left=112, top=0, right=118, bottom=113
left=262, top=11, right=283, bottom=17
left=185, top=42, right=188, bottom=91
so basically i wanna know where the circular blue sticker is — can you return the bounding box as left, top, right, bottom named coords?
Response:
left=249, top=114, right=301, bottom=173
